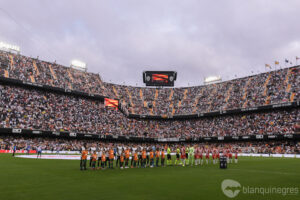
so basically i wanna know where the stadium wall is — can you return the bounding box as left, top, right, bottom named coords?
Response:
left=0, top=128, right=299, bottom=143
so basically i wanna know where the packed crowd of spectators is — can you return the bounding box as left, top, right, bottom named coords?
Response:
left=109, top=67, right=299, bottom=116
left=1, top=50, right=299, bottom=117
left=0, top=84, right=298, bottom=138
left=1, top=136, right=299, bottom=154
left=0, top=50, right=108, bottom=96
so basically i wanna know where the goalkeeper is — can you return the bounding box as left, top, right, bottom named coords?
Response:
left=189, top=146, right=195, bottom=166
left=185, top=146, right=189, bottom=165
left=167, top=147, right=172, bottom=166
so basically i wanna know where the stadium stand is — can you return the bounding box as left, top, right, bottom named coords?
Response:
left=0, top=84, right=298, bottom=138
left=109, top=67, right=299, bottom=116
left=0, top=50, right=299, bottom=140
left=0, top=50, right=108, bottom=96
left=1, top=50, right=299, bottom=117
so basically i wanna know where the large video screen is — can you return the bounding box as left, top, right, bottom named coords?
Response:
left=143, top=71, right=177, bottom=87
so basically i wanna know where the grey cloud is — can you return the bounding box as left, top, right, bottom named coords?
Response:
left=0, top=0, right=300, bottom=87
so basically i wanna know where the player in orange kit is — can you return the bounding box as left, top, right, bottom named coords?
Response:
left=125, top=148, right=130, bottom=169
left=120, top=151, right=124, bottom=169
left=161, top=149, right=165, bottom=167
left=80, top=148, right=88, bottom=171
left=91, top=151, right=97, bottom=170
left=149, top=150, right=154, bottom=168
left=155, top=149, right=160, bottom=167
left=133, top=152, right=138, bottom=168
left=101, top=153, right=106, bottom=169
left=142, top=149, right=147, bottom=168
left=109, top=148, right=114, bottom=169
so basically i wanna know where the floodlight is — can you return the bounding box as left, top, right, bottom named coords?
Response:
left=204, top=76, right=222, bottom=84
left=71, top=60, right=87, bottom=71
left=0, top=41, right=20, bottom=52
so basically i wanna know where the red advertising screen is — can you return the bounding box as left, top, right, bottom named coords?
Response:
left=104, top=98, right=119, bottom=109
left=152, top=74, right=169, bottom=83
left=143, top=71, right=176, bottom=87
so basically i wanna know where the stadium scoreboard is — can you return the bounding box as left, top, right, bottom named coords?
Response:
left=143, top=71, right=177, bottom=87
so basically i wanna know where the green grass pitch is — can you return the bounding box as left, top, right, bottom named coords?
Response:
left=0, top=154, right=299, bottom=200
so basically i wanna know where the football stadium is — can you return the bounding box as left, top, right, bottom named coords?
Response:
left=0, top=1, right=300, bottom=200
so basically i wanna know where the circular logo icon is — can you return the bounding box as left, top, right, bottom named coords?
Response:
left=221, top=179, right=241, bottom=198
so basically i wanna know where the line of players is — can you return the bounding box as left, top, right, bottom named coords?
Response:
left=80, top=145, right=238, bottom=170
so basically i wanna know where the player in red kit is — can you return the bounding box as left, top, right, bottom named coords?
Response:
left=212, top=149, right=216, bottom=165
left=217, top=150, right=220, bottom=162
left=205, top=149, right=210, bottom=165
left=229, top=150, right=233, bottom=163
left=181, top=146, right=186, bottom=167
left=195, top=147, right=200, bottom=166
left=226, top=149, right=231, bottom=163
left=234, top=150, right=238, bottom=163
left=199, top=148, right=203, bottom=165
left=225, top=149, right=229, bottom=163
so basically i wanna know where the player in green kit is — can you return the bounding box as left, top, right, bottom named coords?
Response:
left=167, top=147, right=172, bottom=166
left=189, top=146, right=195, bottom=166
left=185, top=146, right=189, bottom=165
left=175, top=147, right=180, bottom=165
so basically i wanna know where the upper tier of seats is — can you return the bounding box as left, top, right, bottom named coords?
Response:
left=109, top=66, right=299, bottom=116
left=0, top=50, right=299, bottom=116
left=0, top=50, right=108, bottom=96
left=0, top=84, right=298, bottom=138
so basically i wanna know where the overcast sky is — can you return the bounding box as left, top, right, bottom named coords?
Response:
left=0, top=0, right=299, bottom=87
